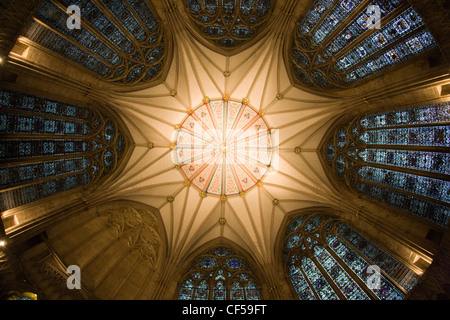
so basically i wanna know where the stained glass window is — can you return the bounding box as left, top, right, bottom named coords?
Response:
left=284, top=213, right=420, bottom=300
left=186, top=0, right=273, bottom=50
left=172, top=99, right=274, bottom=197
left=323, top=101, right=450, bottom=226
left=22, top=0, right=166, bottom=84
left=0, top=88, right=129, bottom=211
left=291, top=0, right=438, bottom=90
left=178, top=247, right=261, bottom=300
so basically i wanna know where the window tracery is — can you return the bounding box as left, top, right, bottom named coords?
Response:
left=178, top=247, right=260, bottom=300
left=185, top=0, right=273, bottom=51
left=322, top=102, right=450, bottom=226
left=290, top=0, right=438, bottom=90
left=283, top=213, right=420, bottom=300
left=0, top=88, right=129, bottom=211
left=22, top=0, right=166, bottom=84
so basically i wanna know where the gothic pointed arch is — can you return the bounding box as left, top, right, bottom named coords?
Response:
left=320, top=100, right=450, bottom=227
left=288, top=0, right=440, bottom=91
left=28, top=200, right=166, bottom=299
left=177, top=244, right=262, bottom=300
left=184, top=0, right=275, bottom=55
left=20, top=0, right=169, bottom=86
left=282, top=211, right=422, bottom=300
left=0, top=86, right=132, bottom=213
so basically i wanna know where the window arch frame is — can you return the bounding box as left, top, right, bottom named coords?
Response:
left=286, top=0, right=441, bottom=92
left=0, top=85, right=133, bottom=215
left=280, top=210, right=422, bottom=300
left=19, top=0, right=173, bottom=90
left=318, top=99, right=450, bottom=228
left=182, top=0, right=277, bottom=56
left=176, top=244, right=263, bottom=300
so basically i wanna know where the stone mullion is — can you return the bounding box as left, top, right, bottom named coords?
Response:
left=296, top=256, right=321, bottom=300
left=324, top=240, right=380, bottom=300
left=313, top=0, right=376, bottom=66
left=302, top=0, right=342, bottom=39
left=122, top=0, right=153, bottom=41
left=359, top=144, right=450, bottom=153
left=337, top=24, right=428, bottom=77
left=354, top=159, right=449, bottom=182
left=52, top=0, right=135, bottom=62
left=0, top=166, right=91, bottom=194
left=90, top=0, right=142, bottom=52
left=335, top=232, right=408, bottom=295
left=357, top=176, right=449, bottom=208
left=327, top=1, right=410, bottom=65
left=362, top=121, right=450, bottom=130
left=0, top=107, right=92, bottom=124
left=0, top=152, right=87, bottom=168
left=31, top=17, right=113, bottom=68
left=309, top=249, right=346, bottom=300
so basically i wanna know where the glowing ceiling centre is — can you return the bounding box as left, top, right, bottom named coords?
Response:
left=172, top=99, right=276, bottom=197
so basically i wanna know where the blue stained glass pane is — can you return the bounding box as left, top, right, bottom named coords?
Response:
left=360, top=102, right=450, bottom=129
left=313, top=246, right=369, bottom=300
left=358, top=166, right=450, bottom=203
left=0, top=140, right=88, bottom=161
left=289, top=265, right=317, bottom=300
left=187, top=0, right=272, bottom=48
left=359, top=149, right=450, bottom=175
left=225, top=257, right=245, bottom=269
left=312, top=0, right=365, bottom=46
left=360, top=126, right=449, bottom=146
left=335, top=7, right=424, bottom=71
left=0, top=89, right=92, bottom=119
left=0, top=88, right=126, bottom=211
left=337, top=224, right=420, bottom=292
left=356, top=182, right=450, bottom=226
left=325, top=0, right=405, bottom=59
left=327, top=234, right=405, bottom=300
left=293, top=0, right=437, bottom=88
left=299, top=0, right=335, bottom=35
left=0, top=158, right=89, bottom=189
left=60, top=0, right=134, bottom=53
left=100, top=0, right=146, bottom=42
left=197, top=257, right=218, bottom=269
left=0, top=173, right=90, bottom=211
left=178, top=279, right=195, bottom=300
left=22, top=0, right=164, bottom=83
left=194, top=280, right=209, bottom=300
left=33, top=1, right=121, bottom=65
left=0, top=113, right=91, bottom=136
left=127, top=0, right=159, bottom=31
left=245, top=281, right=260, bottom=300
left=287, top=216, right=306, bottom=232
left=344, top=29, right=437, bottom=83
left=178, top=247, right=260, bottom=300
left=24, top=21, right=112, bottom=77
left=301, top=256, right=339, bottom=300
left=213, top=281, right=227, bottom=300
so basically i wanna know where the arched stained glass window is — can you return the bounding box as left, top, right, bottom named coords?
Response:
left=178, top=247, right=261, bottom=300
left=290, top=0, right=438, bottom=90
left=323, top=102, right=450, bottom=226
left=0, top=88, right=129, bottom=211
left=185, top=0, right=273, bottom=50
left=284, top=213, right=421, bottom=300
left=22, top=0, right=166, bottom=84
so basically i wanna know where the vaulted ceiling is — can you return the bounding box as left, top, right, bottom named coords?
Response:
left=1, top=0, right=450, bottom=300
left=92, top=3, right=343, bottom=270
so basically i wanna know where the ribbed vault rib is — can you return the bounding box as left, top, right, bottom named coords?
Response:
left=82, top=0, right=351, bottom=276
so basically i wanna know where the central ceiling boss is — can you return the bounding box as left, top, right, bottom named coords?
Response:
left=172, top=97, right=278, bottom=198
